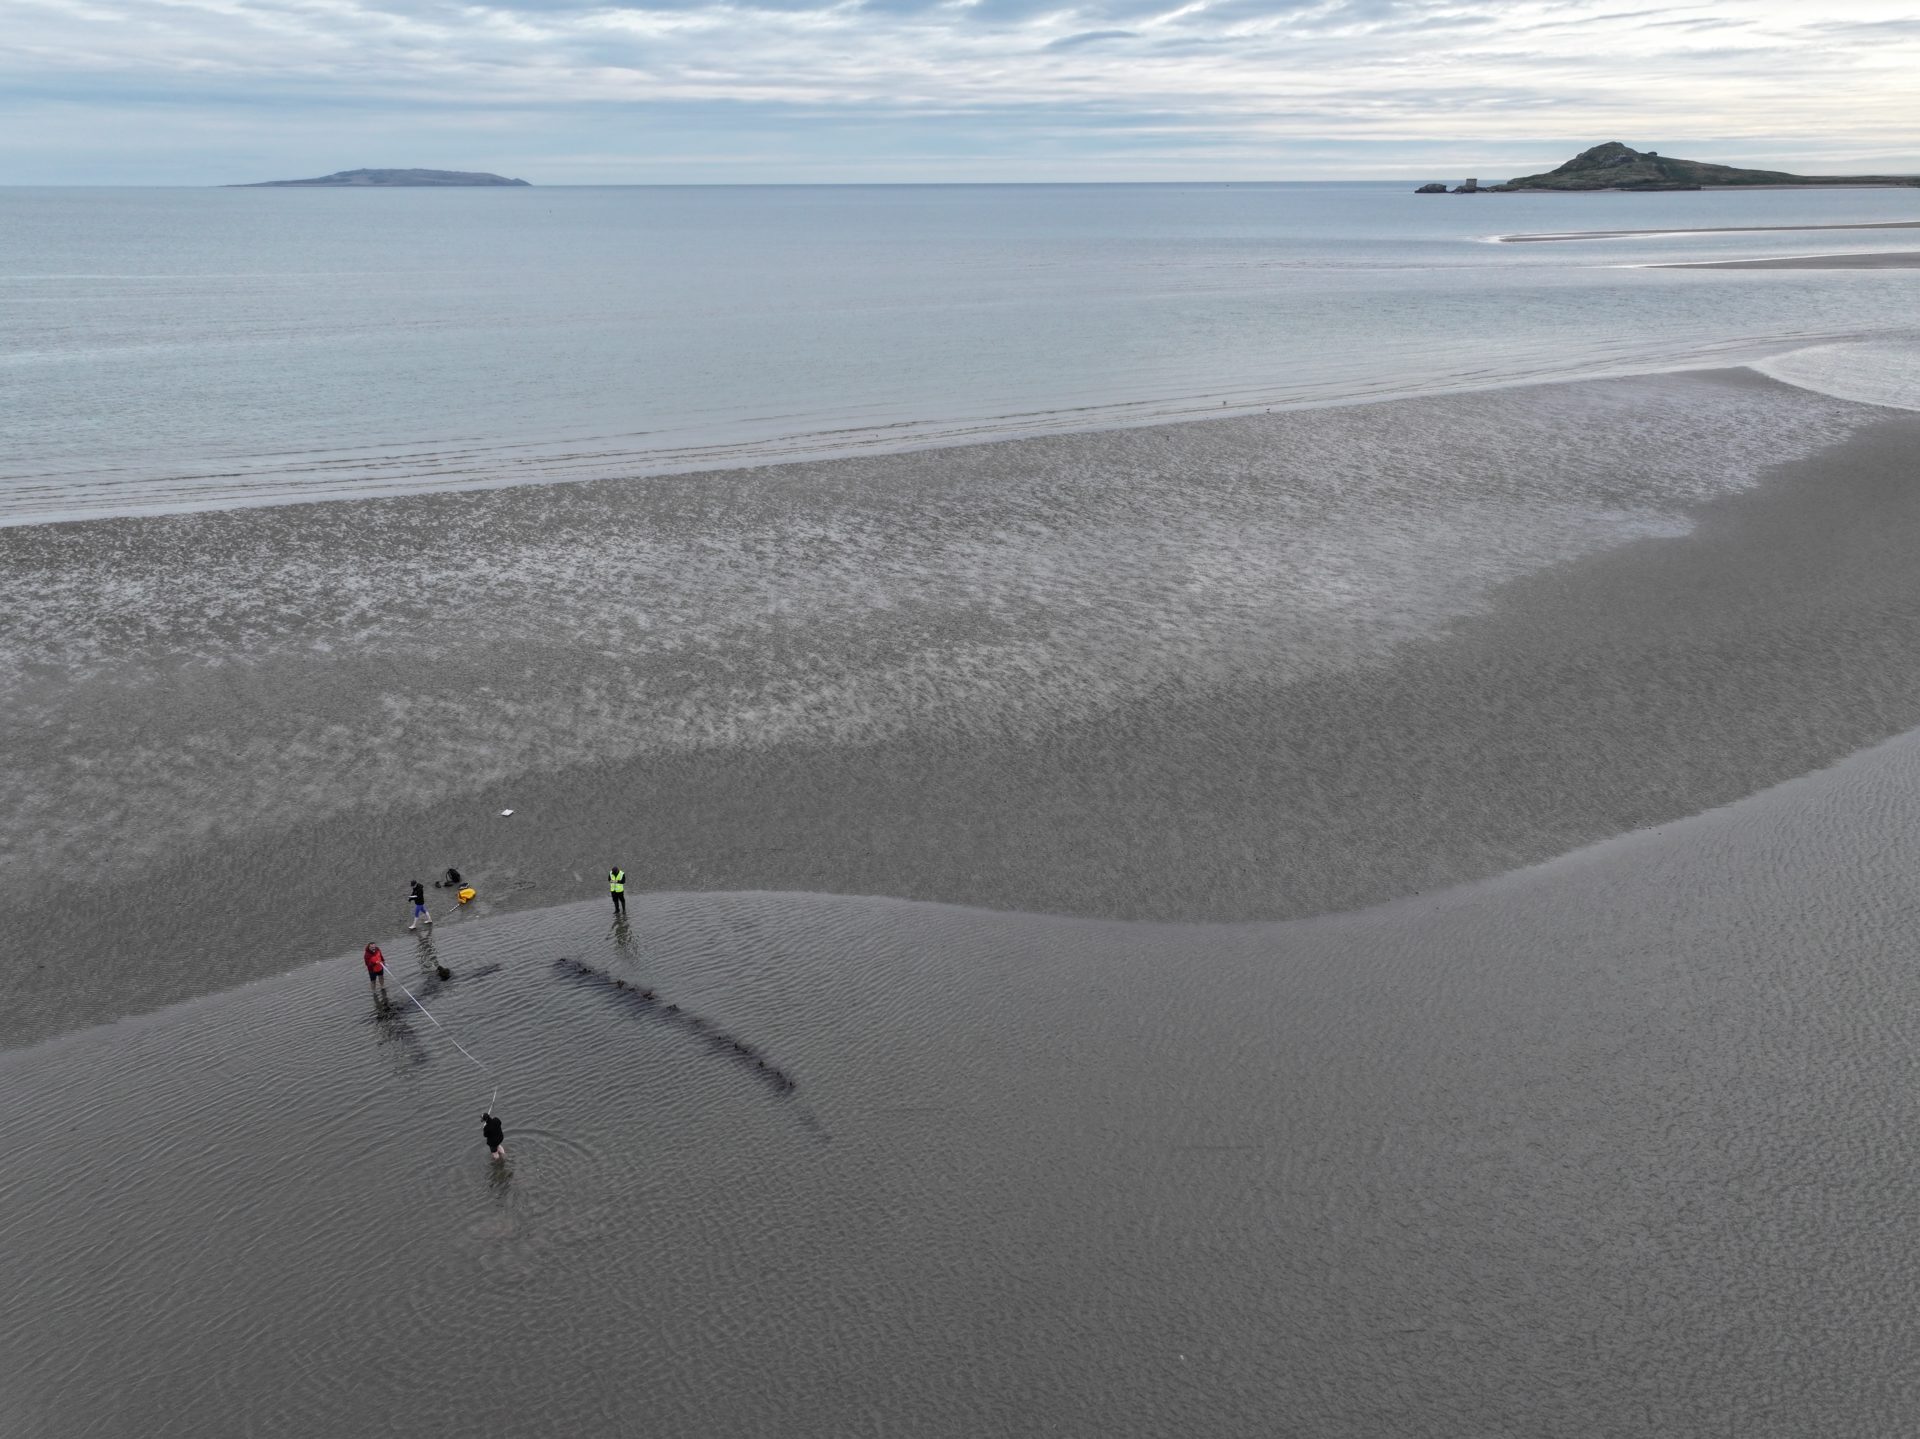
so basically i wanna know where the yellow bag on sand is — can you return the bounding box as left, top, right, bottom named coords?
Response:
left=457, top=887, right=477, bottom=904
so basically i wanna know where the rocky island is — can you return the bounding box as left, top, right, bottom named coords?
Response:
left=230, top=168, right=531, bottom=187
left=1416, top=142, right=1920, bottom=193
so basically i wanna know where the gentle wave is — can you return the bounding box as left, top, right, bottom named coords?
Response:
left=1749, top=336, right=1920, bottom=413
left=0, top=329, right=1853, bottom=528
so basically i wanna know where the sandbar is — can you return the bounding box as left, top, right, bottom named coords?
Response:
left=1653, top=250, right=1920, bottom=270
left=4, top=367, right=1920, bottom=1045
left=11, top=361, right=1920, bottom=1433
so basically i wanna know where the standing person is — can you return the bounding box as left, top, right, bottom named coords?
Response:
left=408, top=879, right=431, bottom=931
left=608, top=866, right=626, bottom=918
left=481, top=1110, right=505, bottom=1161
left=364, top=942, right=389, bottom=1003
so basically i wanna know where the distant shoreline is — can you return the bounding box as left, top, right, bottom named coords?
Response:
left=228, top=167, right=529, bottom=188
left=1652, top=251, right=1920, bottom=271
left=1502, top=220, right=1920, bottom=243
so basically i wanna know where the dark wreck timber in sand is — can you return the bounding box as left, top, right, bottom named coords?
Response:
left=229, top=168, right=532, bottom=187
left=1415, top=140, right=1920, bottom=193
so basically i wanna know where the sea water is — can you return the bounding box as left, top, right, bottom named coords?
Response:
left=3, top=181, right=1919, bottom=524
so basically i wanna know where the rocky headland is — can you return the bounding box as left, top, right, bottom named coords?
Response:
left=1416, top=141, right=1920, bottom=193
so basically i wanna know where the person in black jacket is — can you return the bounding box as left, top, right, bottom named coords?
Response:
left=481, top=1110, right=505, bottom=1161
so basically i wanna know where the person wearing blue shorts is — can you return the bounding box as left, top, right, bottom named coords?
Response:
left=408, top=879, right=432, bottom=930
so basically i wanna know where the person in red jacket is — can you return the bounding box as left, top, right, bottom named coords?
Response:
left=364, top=942, right=389, bottom=1003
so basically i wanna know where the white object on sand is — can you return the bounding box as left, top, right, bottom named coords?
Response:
left=499, top=808, right=514, bottom=816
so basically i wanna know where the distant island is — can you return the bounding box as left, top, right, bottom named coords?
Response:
left=1416, top=142, right=1920, bottom=193
left=230, top=168, right=531, bottom=188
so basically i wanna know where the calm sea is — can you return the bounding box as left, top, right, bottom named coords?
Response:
left=2, top=182, right=1919, bottom=524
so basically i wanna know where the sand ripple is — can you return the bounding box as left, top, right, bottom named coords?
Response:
left=12, top=720, right=1920, bottom=1433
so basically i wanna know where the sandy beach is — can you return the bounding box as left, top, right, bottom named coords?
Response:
left=11, top=701, right=1920, bottom=1434
left=5, top=367, right=1918, bottom=1047
left=8, top=358, right=1920, bottom=1432
left=14, top=0, right=1920, bottom=1418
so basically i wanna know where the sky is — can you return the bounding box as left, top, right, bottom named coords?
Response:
left=3, top=0, right=1918, bottom=183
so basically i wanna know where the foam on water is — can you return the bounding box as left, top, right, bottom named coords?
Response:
left=1750, top=335, right=1920, bottom=413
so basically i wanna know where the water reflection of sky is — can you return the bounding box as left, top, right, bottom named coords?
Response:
left=2, top=183, right=1918, bottom=524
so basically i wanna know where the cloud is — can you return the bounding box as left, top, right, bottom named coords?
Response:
left=0, top=0, right=1916, bottom=181
left=1044, top=28, right=1138, bottom=49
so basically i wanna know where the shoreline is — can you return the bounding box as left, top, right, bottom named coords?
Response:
left=0, top=351, right=1818, bottom=532
left=1502, top=219, right=1920, bottom=243
left=7, top=366, right=1920, bottom=1048
left=1651, top=250, right=1920, bottom=270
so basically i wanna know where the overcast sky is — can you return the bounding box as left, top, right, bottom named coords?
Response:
left=4, top=0, right=1917, bottom=183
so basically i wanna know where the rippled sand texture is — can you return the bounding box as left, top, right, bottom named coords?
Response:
left=4, top=368, right=1919, bottom=1043
left=9, top=717, right=1920, bottom=1436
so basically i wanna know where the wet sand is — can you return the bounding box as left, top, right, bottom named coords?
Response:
left=4, top=368, right=1920, bottom=1046
left=1655, top=251, right=1920, bottom=270
left=10, top=361, right=1920, bottom=1433
left=10, top=719, right=1920, bottom=1435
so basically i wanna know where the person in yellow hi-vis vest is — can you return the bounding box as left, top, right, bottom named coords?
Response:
left=608, top=865, right=627, bottom=918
